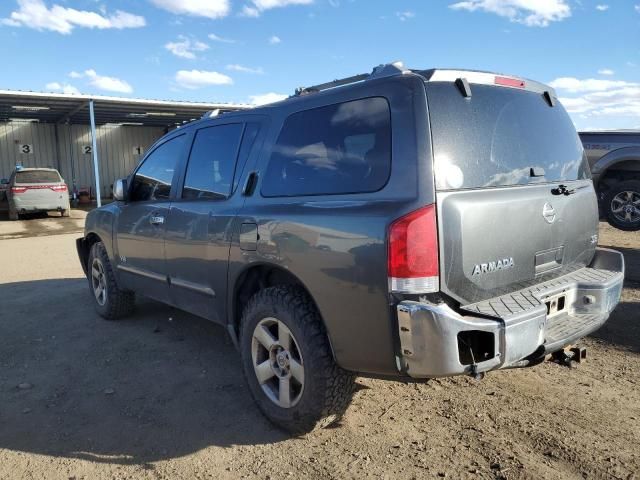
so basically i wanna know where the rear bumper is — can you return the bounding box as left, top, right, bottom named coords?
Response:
left=395, top=248, right=625, bottom=378
left=11, top=195, right=70, bottom=212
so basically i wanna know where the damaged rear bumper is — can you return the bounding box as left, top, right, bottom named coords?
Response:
left=395, top=248, right=624, bottom=378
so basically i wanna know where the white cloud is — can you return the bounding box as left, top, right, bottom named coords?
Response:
left=449, top=0, right=571, bottom=27
left=175, top=70, right=233, bottom=89
left=396, top=11, right=415, bottom=21
left=595, top=4, right=609, bottom=11
left=208, top=33, right=235, bottom=43
left=242, top=0, right=313, bottom=17
left=551, top=75, right=640, bottom=122
left=635, top=4, right=640, bottom=13
left=71, top=69, right=133, bottom=93
left=150, top=0, right=230, bottom=19
left=598, top=68, right=615, bottom=76
left=1, top=0, right=145, bottom=34
left=226, top=64, right=264, bottom=74
left=549, top=77, right=633, bottom=93
left=249, top=93, right=288, bottom=105
left=241, top=6, right=260, bottom=17
left=165, top=36, right=209, bottom=59
left=45, top=82, right=80, bottom=95
left=269, top=35, right=281, bottom=44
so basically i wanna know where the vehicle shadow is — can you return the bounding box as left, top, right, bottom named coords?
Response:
left=0, top=278, right=288, bottom=466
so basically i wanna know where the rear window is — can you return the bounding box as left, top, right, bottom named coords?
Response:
left=426, top=83, right=590, bottom=191
left=262, top=97, right=391, bottom=197
left=15, top=170, right=61, bottom=184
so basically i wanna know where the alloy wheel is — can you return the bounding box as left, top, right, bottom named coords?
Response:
left=91, top=258, right=107, bottom=306
left=611, top=190, right=640, bottom=224
left=251, top=317, right=305, bottom=408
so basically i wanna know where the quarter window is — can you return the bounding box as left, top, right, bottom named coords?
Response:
left=262, top=97, right=391, bottom=197
left=183, top=124, right=244, bottom=200
left=130, top=135, right=185, bottom=202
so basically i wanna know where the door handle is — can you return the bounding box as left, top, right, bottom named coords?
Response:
left=150, top=215, right=165, bottom=225
left=243, top=171, right=258, bottom=196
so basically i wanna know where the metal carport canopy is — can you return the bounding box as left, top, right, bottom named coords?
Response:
left=0, top=89, right=250, bottom=127
left=0, top=89, right=251, bottom=206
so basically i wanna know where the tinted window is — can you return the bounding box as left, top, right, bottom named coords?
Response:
left=16, top=170, right=61, bottom=183
left=232, top=123, right=261, bottom=193
left=262, top=97, right=391, bottom=197
left=426, top=83, right=590, bottom=191
left=183, top=124, right=244, bottom=200
left=130, top=135, right=185, bottom=202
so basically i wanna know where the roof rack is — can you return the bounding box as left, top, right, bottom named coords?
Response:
left=294, top=61, right=407, bottom=96
left=201, top=109, right=221, bottom=119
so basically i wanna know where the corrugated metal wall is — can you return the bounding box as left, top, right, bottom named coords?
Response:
left=0, top=122, right=164, bottom=197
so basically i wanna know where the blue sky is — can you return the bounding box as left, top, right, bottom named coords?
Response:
left=0, top=0, right=639, bottom=130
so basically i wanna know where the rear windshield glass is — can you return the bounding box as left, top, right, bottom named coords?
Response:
left=426, top=83, right=590, bottom=190
left=15, top=170, right=61, bottom=183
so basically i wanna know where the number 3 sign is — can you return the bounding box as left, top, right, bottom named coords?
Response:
left=18, top=144, right=33, bottom=154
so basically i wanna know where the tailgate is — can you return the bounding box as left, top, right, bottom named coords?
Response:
left=425, top=77, right=597, bottom=304
left=437, top=181, right=599, bottom=304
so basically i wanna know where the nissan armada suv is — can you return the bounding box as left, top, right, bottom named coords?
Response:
left=76, top=63, right=624, bottom=433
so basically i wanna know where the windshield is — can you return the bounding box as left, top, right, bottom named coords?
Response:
left=426, top=83, right=590, bottom=191
left=15, top=170, right=61, bottom=184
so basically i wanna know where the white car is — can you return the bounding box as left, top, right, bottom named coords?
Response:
left=5, top=168, right=71, bottom=220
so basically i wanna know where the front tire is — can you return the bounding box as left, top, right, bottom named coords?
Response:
left=87, top=242, right=135, bottom=320
left=240, top=286, right=355, bottom=434
left=603, top=180, right=640, bottom=231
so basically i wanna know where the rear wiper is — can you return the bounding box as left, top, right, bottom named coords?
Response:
left=552, top=184, right=576, bottom=196
left=530, top=167, right=545, bottom=177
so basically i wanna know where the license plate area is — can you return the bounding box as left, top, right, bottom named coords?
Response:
left=545, top=294, right=567, bottom=318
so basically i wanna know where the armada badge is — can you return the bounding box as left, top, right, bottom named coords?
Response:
left=472, top=257, right=515, bottom=276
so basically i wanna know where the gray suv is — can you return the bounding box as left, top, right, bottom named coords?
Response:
left=76, top=63, right=625, bottom=433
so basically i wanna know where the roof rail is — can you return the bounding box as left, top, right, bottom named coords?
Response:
left=294, top=61, right=406, bottom=96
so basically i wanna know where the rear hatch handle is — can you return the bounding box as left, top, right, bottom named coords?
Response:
left=552, top=184, right=577, bottom=196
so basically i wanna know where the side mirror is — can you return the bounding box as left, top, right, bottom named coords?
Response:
left=0, top=179, right=8, bottom=185
left=113, top=178, right=128, bottom=202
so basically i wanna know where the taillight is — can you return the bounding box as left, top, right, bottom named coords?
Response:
left=388, top=204, right=439, bottom=294
left=11, top=186, right=27, bottom=194
left=51, top=184, right=67, bottom=192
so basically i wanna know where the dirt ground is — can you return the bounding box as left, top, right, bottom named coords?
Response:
left=0, top=214, right=638, bottom=480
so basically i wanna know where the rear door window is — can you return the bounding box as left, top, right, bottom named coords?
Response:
left=262, top=97, right=391, bottom=197
left=426, top=83, right=590, bottom=191
left=15, top=170, right=61, bottom=183
left=182, top=123, right=244, bottom=200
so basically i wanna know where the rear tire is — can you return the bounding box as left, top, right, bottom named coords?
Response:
left=87, top=242, right=135, bottom=320
left=603, top=180, right=640, bottom=231
left=8, top=208, right=19, bottom=221
left=240, top=285, right=355, bottom=434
